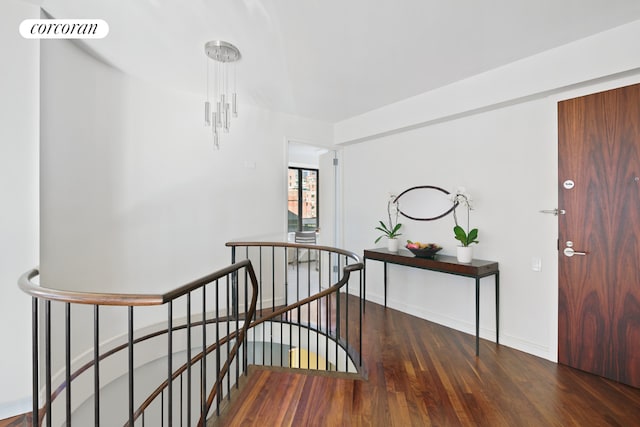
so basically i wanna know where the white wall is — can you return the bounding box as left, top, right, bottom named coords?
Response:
left=0, top=0, right=40, bottom=418
left=340, top=21, right=640, bottom=361
left=344, top=98, right=559, bottom=358
left=288, top=141, right=328, bottom=168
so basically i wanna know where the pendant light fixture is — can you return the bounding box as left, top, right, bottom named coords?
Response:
left=204, top=41, right=241, bottom=149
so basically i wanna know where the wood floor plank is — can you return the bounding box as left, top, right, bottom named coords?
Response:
left=214, top=298, right=640, bottom=426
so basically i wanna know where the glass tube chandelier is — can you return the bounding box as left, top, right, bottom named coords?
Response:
left=204, top=41, right=241, bottom=149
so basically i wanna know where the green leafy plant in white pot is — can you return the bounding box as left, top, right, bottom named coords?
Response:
left=450, top=187, right=478, bottom=263
left=375, top=195, right=403, bottom=252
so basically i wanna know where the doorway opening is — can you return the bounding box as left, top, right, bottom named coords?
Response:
left=286, top=141, right=329, bottom=233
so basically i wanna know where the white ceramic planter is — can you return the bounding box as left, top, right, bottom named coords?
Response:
left=388, top=238, right=399, bottom=252
left=457, top=246, right=473, bottom=263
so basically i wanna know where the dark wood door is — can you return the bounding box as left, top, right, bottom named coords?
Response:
left=558, top=83, right=640, bottom=388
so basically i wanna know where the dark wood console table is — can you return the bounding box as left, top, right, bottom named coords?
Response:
left=363, top=248, right=499, bottom=356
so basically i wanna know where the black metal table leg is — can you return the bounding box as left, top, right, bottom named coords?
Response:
left=384, top=262, right=388, bottom=308
left=476, top=277, right=480, bottom=356
left=496, top=271, right=500, bottom=345
left=363, top=258, right=367, bottom=313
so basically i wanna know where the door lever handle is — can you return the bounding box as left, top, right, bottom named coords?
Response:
left=564, top=247, right=587, bottom=257
left=539, top=208, right=566, bottom=216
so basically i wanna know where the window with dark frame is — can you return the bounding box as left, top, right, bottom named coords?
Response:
left=288, top=167, right=319, bottom=232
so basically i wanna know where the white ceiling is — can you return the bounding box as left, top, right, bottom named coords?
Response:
left=40, top=0, right=640, bottom=123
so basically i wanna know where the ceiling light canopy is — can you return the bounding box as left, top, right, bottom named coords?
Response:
left=204, top=40, right=241, bottom=149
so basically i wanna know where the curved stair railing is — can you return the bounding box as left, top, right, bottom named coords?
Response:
left=20, top=260, right=259, bottom=427
left=19, top=241, right=363, bottom=426
left=226, top=241, right=364, bottom=375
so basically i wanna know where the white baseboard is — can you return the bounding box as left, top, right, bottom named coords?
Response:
left=367, top=292, right=553, bottom=361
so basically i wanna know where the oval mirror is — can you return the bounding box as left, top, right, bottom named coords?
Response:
left=394, top=186, right=456, bottom=221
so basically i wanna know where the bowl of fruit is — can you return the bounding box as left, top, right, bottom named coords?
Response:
left=405, top=241, right=442, bottom=258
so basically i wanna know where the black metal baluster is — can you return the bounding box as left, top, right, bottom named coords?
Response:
left=94, top=305, right=100, bottom=426
left=259, top=247, right=264, bottom=368
left=326, top=255, right=332, bottom=371
left=168, top=301, right=173, bottom=426
left=359, top=270, right=363, bottom=367
left=45, top=300, right=51, bottom=427
left=180, top=373, right=183, bottom=427
left=246, top=262, right=250, bottom=352
left=161, top=390, right=164, bottom=427
left=246, top=247, right=255, bottom=368
left=336, top=264, right=341, bottom=372
left=31, top=297, right=38, bottom=427
left=296, top=247, right=301, bottom=369
left=230, top=275, right=238, bottom=392
left=307, top=247, right=311, bottom=370
left=305, top=260, right=311, bottom=369
left=289, top=303, right=294, bottom=370
left=128, top=306, right=134, bottom=427
left=282, top=248, right=287, bottom=368
left=296, top=247, right=300, bottom=305
left=231, top=246, right=237, bottom=318
left=271, top=246, right=275, bottom=367
left=232, top=269, right=238, bottom=402
left=325, top=291, right=330, bottom=371
left=345, top=257, right=349, bottom=373
left=307, top=245, right=311, bottom=296
left=307, top=321, right=310, bottom=371
left=235, top=271, right=249, bottom=378
left=187, top=293, right=192, bottom=427
left=317, top=249, right=322, bottom=365
left=215, top=279, right=220, bottom=415
left=244, top=260, right=249, bottom=376
left=318, top=248, right=322, bottom=291
left=225, top=275, right=230, bottom=402
left=65, top=303, right=71, bottom=426
left=259, top=246, right=263, bottom=319
left=201, top=287, right=206, bottom=423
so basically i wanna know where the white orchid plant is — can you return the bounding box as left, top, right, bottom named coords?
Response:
left=449, top=187, right=479, bottom=247
left=374, top=194, right=403, bottom=244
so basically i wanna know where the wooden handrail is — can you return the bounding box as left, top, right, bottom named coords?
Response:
left=19, top=242, right=361, bottom=306
left=226, top=240, right=362, bottom=265
left=19, top=260, right=254, bottom=306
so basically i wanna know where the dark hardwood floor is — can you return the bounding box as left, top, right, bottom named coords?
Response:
left=215, top=298, right=640, bottom=426
left=3, top=297, right=639, bottom=426
left=0, top=413, right=31, bottom=427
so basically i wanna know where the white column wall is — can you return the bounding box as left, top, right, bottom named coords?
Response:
left=40, top=38, right=332, bottom=295
left=0, top=0, right=40, bottom=418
